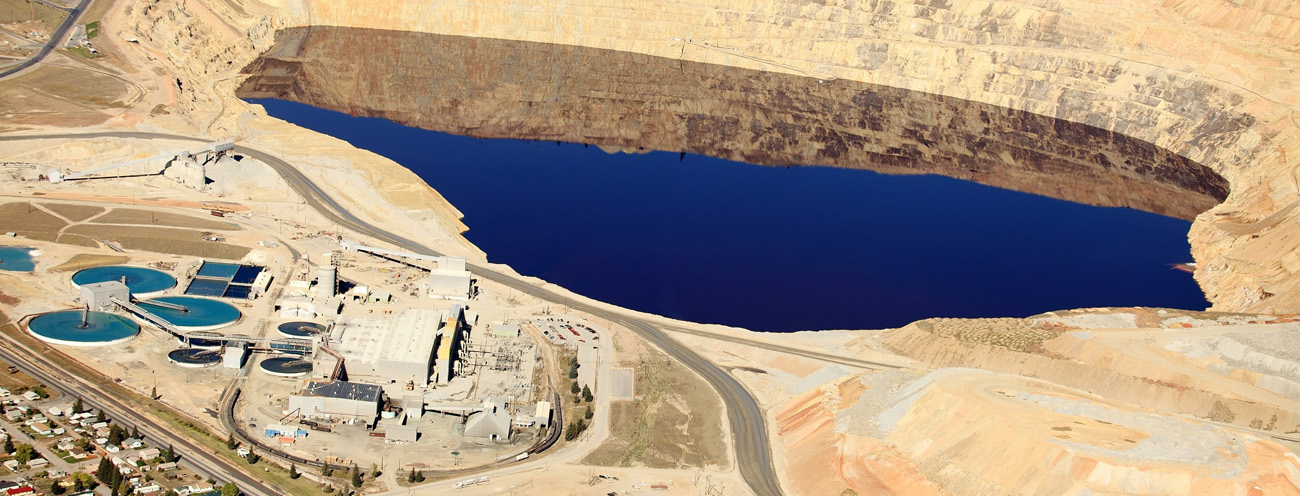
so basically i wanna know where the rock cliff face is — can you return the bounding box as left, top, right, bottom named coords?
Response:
left=238, top=27, right=1227, bottom=221
left=255, top=0, right=1300, bottom=313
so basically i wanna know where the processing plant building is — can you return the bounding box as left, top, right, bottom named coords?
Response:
left=324, top=306, right=469, bottom=387
left=287, top=380, right=384, bottom=425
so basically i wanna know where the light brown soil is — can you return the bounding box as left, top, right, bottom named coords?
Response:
left=0, top=64, right=130, bottom=116
left=39, top=202, right=105, bottom=222
left=92, top=208, right=242, bottom=230
left=48, top=253, right=129, bottom=272
left=582, top=343, right=727, bottom=469
left=0, top=202, right=67, bottom=237
left=0, top=0, right=65, bottom=28
left=63, top=224, right=249, bottom=259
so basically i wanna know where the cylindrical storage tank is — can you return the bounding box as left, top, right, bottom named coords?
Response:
left=318, top=266, right=337, bottom=297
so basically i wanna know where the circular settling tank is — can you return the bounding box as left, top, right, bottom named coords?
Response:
left=27, top=310, right=140, bottom=346
left=260, top=356, right=312, bottom=377
left=167, top=348, right=221, bottom=368
left=72, top=266, right=176, bottom=297
left=140, top=296, right=240, bottom=331
left=277, top=321, right=324, bottom=338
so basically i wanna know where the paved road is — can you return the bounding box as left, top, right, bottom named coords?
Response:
left=0, top=131, right=787, bottom=496
left=0, top=0, right=91, bottom=79
left=0, top=331, right=280, bottom=496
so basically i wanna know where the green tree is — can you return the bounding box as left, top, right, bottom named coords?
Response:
left=582, top=385, right=593, bottom=403
left=288, top=464, right=300, bottom=480
left=570, top=381, right=580, bottom=395
left=130, top=425, right=140, bottom=440
left=321, top=463, right=333, bottom=477
left=584, top=405, right=593, bottom=420
left=72, top=396, right=84, bottom=414
left=2, top=435, right=13, bottom=454
left=225, top=433, right=238, bottom=450
left=163, top=490, right=179, bottom=496
left=107, top=425, right=125, bottom=446
left=96, top=457, right=113, bottom=484
left=244, top=451, right=260, bottom=464
left=75, top=437, right=91, bottom=451
left=96, top=409, right=106, bottom=423
left=72, top=472, right=96, bottom=491
left=406, top=469, right=424, bottom=483
left=31, top=385, right=48, bottom=399
left=350, top=469, right=363, bottom=488
left=370, top=462, right=379, bottom=477
left=568, top=357, right=579, bottom=379
left=220, top=482, right=240, bottom=496
left=50, top=481, right=66, bottom=495
left=14, top=443, right=34, bottom=464
left=116, top=480, right=130, bottom=496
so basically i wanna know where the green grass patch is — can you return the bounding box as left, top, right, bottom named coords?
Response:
left=84, top=21, right=98, bottom=38
left=66, top=46, right=101, bottom=59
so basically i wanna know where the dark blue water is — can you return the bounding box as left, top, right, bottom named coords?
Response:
left=255, top=99, right=1209, bottom=331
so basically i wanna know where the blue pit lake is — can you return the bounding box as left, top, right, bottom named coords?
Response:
left=255, top=98, right=1209, bottom=331
left=239, top=29, right=1224, bottom=331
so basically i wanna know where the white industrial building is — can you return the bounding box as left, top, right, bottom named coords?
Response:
left=427, top=257, right=472, bottom=300
left=79, top=281, right=129, bottom=311
left=534, top=401, right=552, bottom=428
left=463, top=398, right=511, bottom=440
left=329, top=309, right=444, bottom=387
left=337, top=239, right=473, bottom=300
left=287, top=380, right=384, bottom=425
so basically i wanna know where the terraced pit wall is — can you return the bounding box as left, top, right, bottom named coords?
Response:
left=129, top=0, right=1300, bottom=313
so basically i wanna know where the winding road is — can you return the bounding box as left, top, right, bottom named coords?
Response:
left=0, top=131, right=801, bottom=496
left=0, top=0, right=92, bottom=79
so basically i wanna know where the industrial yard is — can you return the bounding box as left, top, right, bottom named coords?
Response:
left=0, top=139, right=641, bottom=493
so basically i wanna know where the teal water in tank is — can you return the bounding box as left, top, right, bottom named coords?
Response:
left=0, top=247, right=35, bottom=272
left=72, top=266, right=176, bottom=294
left=140, top=296, right=241, bottom=327
left=28, top=311, right=140, bottom=344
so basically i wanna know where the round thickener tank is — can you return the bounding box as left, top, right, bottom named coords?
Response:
left=277, top=321, right=324, bottom=338
left=72, top=266, right=176, bottom=297
left=138, top=296, right=240, bottom=331
left=260, top=356, right=312, bottom=377
left=168, top=348, right=222, bottom=368
left=27, top=310, right=140, bottom=346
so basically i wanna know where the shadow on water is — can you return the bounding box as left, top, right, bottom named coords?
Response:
left=239, top=27, right=1223, bottom=331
